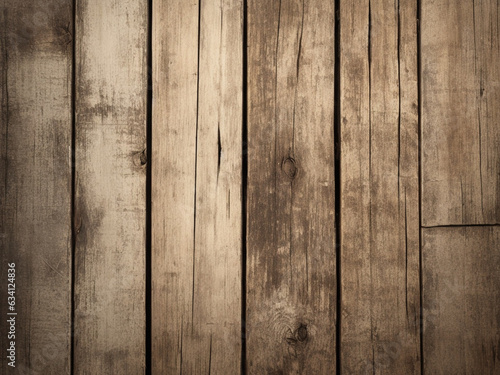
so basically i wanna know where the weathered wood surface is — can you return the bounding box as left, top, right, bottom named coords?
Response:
left=420, top=2, right=500, bottom=374
left=340, top=0, right=420, bottom=373
left=0, top=0, right=73, bottom=373
left=73, top=0, right=147, bottom=373
left=1, top=1, right=500, bottom=373
left=421, top=0, right=500, bottom=226
left=246, top=0, right=336, bottom=372
left=422, top=227, right=500, bottom=374
left=152, top=0, right=243, bottom=373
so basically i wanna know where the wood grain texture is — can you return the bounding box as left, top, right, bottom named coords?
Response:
left=421, top=0, right=500, bottom=226
left=73, top=0, right=147, bottom=373
left=0, top=1, right=72, bottom=373
left=246, top=0, right=336, bottom=372
left=340, top=0, right=420, bottom=373
left=422, top=226, right=500, bottom=374
left=152, top=0, right=243, bottom=373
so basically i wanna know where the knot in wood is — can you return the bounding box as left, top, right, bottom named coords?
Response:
left=286, top=323, right=309, bottom=346
left=140, top=149, right=147, bottom=165
left=297, top=324, right=308, bottom=342
left=134, top=149, right=147, bottom=167
left=282, top=157, right=297, bottom=179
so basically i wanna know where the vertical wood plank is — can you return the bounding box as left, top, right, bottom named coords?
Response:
left=152, top=0, right=243, bottom=373
left=0, top=0, right=72, bottom=373
left=422, top=227, right=500, bottom=374
left=421, top=0, right=500, bottom=226
left=340, top=0, right=420, bottom=373
left=74, top=0, right=147, bottom=372
left=246, top=0, right=336, bottom=372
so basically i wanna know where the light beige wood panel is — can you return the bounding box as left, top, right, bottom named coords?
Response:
left=246, top=0, right=336, bottom=372
left=152, top=0, right=243, bottom=373
left=421, top=0, right=500, bottom=226
left=422, top=226, right=500, bottom=374
left=73, top=0, right=147, bottom=373
left=0, top=1, right=72, bottom=374
left=340, top=0, right=420, bottom=373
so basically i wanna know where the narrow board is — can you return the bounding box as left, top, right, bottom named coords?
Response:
left=0, top=0, right=72, bottom=373
left=152, top=0, right=243, bottom=373
left=73, top=0, right=147, bottom=373
left=421, top=0, right=500, bottom=226
left=340, top=0, right=420, bottom=373
left=246, top=0, right=336, bottom=372
left=422, top=227, right=500, bottom=374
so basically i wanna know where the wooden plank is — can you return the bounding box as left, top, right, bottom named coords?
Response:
left=151, top=0, right=243, bottom=373
left=421, top=0, right=500, bottom=226
left=0, top=0, right=72, bottom=373
left=340, top=0, right=420, bottom=373
left=246, top=0, right=336, bottom=372
left=73, top=0, right=147, bottom=373
left=422, top=226, right=500, bottom=374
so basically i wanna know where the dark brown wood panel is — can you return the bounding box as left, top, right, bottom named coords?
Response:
left=74, top=0, right=147, bottom=372
left=246, top=0, right=336, bottom=372
left=421, top=0, right=500, bottom=226
left=0, top=0, right=73, bottom=373
left=340, top=0, right=420, bottom=373
left=422, top=226, right=500, bottom=374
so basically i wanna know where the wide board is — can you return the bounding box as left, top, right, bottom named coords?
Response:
left=0, top=0, right=73, bottom=373
left=73, top=0, right=147, bottom=372
left=246, top=0, right=336, bottom=372
left=340, top=0, right=420, bottom=373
